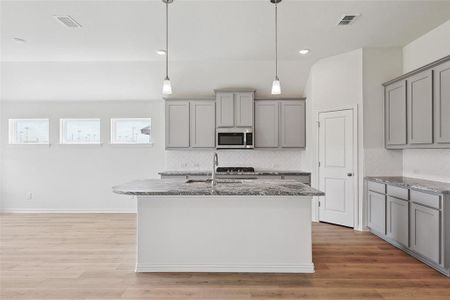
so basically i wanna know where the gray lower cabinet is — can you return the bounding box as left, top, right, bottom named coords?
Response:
left=367, top=179, right=449, bottom=276
left=386, top=196, right=409, bottom=247
left=367, top=191, right=386, bottom=235
left=407, top=69, right=433, bottom=145
left=190, top=101, right=215, bottom=148
left=385, top=81, right=407, bottom=147
left=434, top=60, right=450, bottom=144
left=410, top=202, right=441, bottom=265
left=166, top=101, right=190, bottom=148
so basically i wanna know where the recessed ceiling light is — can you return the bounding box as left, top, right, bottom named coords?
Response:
left=156, top=49, right=166, bottom=56
left=299, top=49, right=310, bottom=55
left=13, top=37, right=26, bottom=43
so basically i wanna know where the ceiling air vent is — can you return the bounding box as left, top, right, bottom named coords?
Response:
left=54, top=15, right=82, bottom=28
left=337, top=14, right=360, bottom=26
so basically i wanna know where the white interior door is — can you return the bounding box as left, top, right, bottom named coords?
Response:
left=318, top=109, right=354, bottom=227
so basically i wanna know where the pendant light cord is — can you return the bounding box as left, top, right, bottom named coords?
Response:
left=275, top=2, right=278, bottom=79
left=165, top=1, right=169, bottom=79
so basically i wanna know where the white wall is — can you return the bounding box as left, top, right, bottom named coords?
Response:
left=305, top=49, right=365, bottom=229
left=0, top=60, right=308, bottom=101
left=362, top=48, right=403, bottom=176
left=402, top=20, right=450, bottom=183
left=0, top=99, right=307, bottom=212
left=305, top=48, right=404, bottom=229
left=403, top=20, right=450, bottom=73
left=1, top=100, right=166, bottom=212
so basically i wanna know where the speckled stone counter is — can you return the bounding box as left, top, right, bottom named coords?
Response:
left=366, top=176, right=450, bottom=195
left=158, top=170, right=311, bottom=176
left=113, top=178, right=324, bottom=196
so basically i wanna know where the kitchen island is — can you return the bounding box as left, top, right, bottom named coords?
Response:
left=113, top=178, right=324, bottom=273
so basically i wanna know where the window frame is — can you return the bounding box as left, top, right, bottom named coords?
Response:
left=59, top=118, right=102, bottom=145
left=8, top=118, right=50, bottom=145
left=110, top=118, right=152, bottom=145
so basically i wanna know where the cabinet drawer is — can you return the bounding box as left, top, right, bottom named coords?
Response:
left=410, top=190, right=441, bottom=209
left=368, top=181, right=386, bottom=194
left=282, top=175, right=310, bottom=184
left=387, top=185, right=409, bottom=200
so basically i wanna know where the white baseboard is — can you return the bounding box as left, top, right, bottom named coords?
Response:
left=0, top=209, right=136, bottom=213
left=135, top=263, right=315, bottom=273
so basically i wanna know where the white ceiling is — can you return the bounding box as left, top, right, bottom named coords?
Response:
left=1, top=0, right=450, bottom=101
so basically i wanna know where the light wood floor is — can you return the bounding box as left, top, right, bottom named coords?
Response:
left=1, top=214, right=449, bottom=299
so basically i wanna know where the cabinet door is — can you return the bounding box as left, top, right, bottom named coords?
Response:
left=385, top=81, right=407, bottom=146
left=368, top=191, right=386, bottom=235
left=410, top=203, right=441, bottom=264
left=216, top=93, right=235, bottom=127
left=190, top=101, right=215, bottom=148
left=387, top=196, right=409, bottom=247
left=434, top=60, right=450, bottom=144
left=235, top=92, right=254, bottom=127
left=255, top=101, right=279, bottom=147
left=166, top=101, right=190, bottom=148
left=280, top=101, right=306, bottom=148
left=407, top=70, right=433, bottom=144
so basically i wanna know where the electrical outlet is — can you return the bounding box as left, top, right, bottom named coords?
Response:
left=26, top=192, right=33, bottom=200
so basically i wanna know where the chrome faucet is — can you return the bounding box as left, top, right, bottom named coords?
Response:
left=211, top=152, right=219, bottom=186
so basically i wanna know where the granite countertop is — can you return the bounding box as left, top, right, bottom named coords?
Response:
left=159, top=170, right=311, bottom=176
left=366, top=176, right=450, bottom=195
left=113, top=179, right=324, bottom=196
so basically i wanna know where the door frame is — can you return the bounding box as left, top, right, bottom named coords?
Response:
left=313, top=105, right=360, bottom=230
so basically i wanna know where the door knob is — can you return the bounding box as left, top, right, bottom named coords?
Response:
left=347, top=173, right=353, bottom=177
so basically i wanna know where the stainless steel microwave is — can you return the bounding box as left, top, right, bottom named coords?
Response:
left=216, top=128, right=254, bottom=149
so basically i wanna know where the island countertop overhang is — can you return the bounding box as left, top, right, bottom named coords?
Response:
left=113, top=179, right=324, bottom=197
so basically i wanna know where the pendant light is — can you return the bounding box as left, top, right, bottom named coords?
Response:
left=162, top=0, right=173, bottom=95
left=271, top=0, right=282, bottom=95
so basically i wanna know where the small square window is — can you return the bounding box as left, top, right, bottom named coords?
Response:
left=9, top=119, right=50, bottom=144
left=110, top=118, right=152, bottom=144
left=60, top=119, right=101, bottom=144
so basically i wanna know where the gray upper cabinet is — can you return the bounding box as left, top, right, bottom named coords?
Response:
left=367, top=191, right=386, bottom=235
left=254, top=99, right=306, bottom=149
left=410, top=202, right=441, bottom=265
left=385, top=81, right=407, bottom=146
left=235, top=93, right=254, bottom=127
left=255, top=101, right=279, bottom=148
left=216, top=92, right=254, bottom=128
left=386, top=196, right=409, bottom=247
left=166, top=101, right=190, bottom=148
left=407, top=70, right=433, bottom=145
left=384, top=55, right=450, bottom=149
left=216, top=93, right=235, bottom=127
left=190, top=101, right=215, bottom=148
left=166, top=99, right=215, bottom=149
left=434, top=60, right=450, bottom=144
left=280, top=101, right=306, bottom=148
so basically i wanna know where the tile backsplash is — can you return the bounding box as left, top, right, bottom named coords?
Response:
left=403, top=149, right=450, bottom=183
left=165, top=149, right=304, bottom=171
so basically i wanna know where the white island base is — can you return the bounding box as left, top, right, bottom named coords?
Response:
left=136, top=195, right=314, bottom=273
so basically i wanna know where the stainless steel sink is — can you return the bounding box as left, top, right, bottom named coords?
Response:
left=185, top=179, right=244, bottom=184
left=185, top=179, right=212, bottom=184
